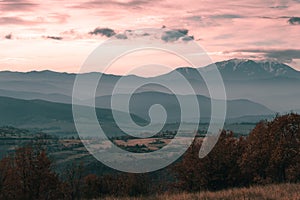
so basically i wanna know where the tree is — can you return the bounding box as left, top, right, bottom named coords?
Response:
left=0, top=146, right=64, bottom=200
left=173, top=131, right=245, bottom=191
left=82, top=174, right=102, bottom=199
left=239, top=121, right=271, bottom=184
left=63, top=162, right=84, bottom=200
left=240, top=114, right=300, bottom=184
left=0, top=156, right=13, bottom=199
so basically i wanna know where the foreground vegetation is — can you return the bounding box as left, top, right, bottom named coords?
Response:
left=103, top=183, right=300, bottom=200
left=0, top=113, right=299, bottom=199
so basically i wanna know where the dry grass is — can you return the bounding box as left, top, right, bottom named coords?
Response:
left=102, top=183, right=300, bottom=200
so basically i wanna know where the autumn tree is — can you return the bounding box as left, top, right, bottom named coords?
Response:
left=63, top=162, right=84, bottom=200
left=82, top=174, right=102, bottom=199
left=240, top=113, right=300, bottom=184
left=239, top=121, right=271, bottom=184
left=173, top=131, right=245, bottom=191
left=0, top=156, right=13, bottom=199
left=0, top=146, right=63, bottom=200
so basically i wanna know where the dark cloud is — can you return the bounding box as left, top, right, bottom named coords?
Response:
left=116, top=0, right=152, bottom=7
left=182, top=35, right=194, bottom=41
left=264, top=50, right=300, bottom=63
left=270, top=5, right=289, bottom=9
left=75, top=0, right=156, bottom=9
left=4, top=33, right=12, bottom=39
left=115, top=34, right=128, bottom=40
left=87, top=28, right=194, bottom=42
left=176, top=29, right=189, bottom=35
left=45, top=36, right=63, bottom=40
left=141, top=32, right=150, bottom=36
left=211, top=14, right=244, bottom=19
left=161, top=29, right=194, bottom=42
left=89, top=28, right=116, bottom=37
left=0, top=0, right=38, bottom=11
left=186, top=14, right=243, bottom=22
left=288, top=17, right=300, bottom=25
left=186, top=16, right=202, bottom=21
left=234, top=49, right=300, bottom=63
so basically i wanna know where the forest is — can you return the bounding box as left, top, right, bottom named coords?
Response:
left=0, top=113, right=299, bottom=199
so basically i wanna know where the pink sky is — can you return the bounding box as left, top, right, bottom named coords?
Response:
left=0, top=0, right=300, bottom=75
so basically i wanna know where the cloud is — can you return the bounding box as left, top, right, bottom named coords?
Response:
left=88, top=28, right=195, bottom=42
left=185, top=15, right=222, bottom=27
left=89, top=28, right=195, bottom=42
left=48, top=13, right=69, bottom=24
left=0, top=0, right=38, bottom=11
left=264, top=50, right=300, bottom=63
left=186, top=16, right=202, bottom=21
left=182, top=35, right=194, bottom=41
left=115, top=34, right=128, bottom=39
left=288, top=17, right=300, bottom=25
left=0, top=16, right=36, bottom=25
left=161, top=29, right=194, bottom=42
left=45, top=36, right=63, bottom=40
left=75, top=0, right=157, bottom=9
left=0, top=14, right=68, bottom=25
left=187, top=14, right=244, bottom=21
left=270, top=5, right=289, bottom=9
left=4, top=33, right=12, bottom=39
left=211, top=14, right=244, bottom=19
left=89, top=27, right=116, bottom=37
left=115, top=0, right=153, bottom=7
left=233, top=49, right=300, bottom=63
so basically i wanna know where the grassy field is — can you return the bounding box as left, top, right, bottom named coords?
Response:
left=103, top=183, right=300, bottom=200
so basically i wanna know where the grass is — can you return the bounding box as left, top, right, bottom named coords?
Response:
left=102, top=183, right=300, bottom=200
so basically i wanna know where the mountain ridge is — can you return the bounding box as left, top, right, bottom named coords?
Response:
left=1, top=58, right=299, bottom=78
left=0, top=58, right=299, bottom=112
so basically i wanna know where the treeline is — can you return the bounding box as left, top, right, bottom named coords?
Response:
left=173, top=113, right=300, bottom=191
left=0, top=145, right=151, bottom=200
left=0, top=113, right=299, bottom=199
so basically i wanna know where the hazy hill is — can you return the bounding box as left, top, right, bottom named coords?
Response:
left=0, top=96, right=146, bottom=136
left=152, top=59, right=300, bottom=111
left=94, top=91, right=274, bottom=123
left=0, top=59, right=299, bottom=112
left=0, top=89, right=72, bottom=104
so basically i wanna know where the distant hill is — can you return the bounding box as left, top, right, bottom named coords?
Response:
left=0, top=89, right=72, bottom=104
left=0, top=96, right=146, bottom=137
left=94, top=91, right=274, bottom=123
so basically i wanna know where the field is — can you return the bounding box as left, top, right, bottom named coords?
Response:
left=103, top=184, right=300, bottom=200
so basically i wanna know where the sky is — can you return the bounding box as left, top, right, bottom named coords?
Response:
left=0, top=0, right=300, bottom=75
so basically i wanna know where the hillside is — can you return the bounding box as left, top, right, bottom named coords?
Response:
left=102, top=184, right=300, bottom=200
left=0, top=96, right=146, bottom=136
left=95, top=91, right=274, bottom=123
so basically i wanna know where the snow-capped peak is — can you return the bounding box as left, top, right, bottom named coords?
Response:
left=212, top=58, right=299, bottom=80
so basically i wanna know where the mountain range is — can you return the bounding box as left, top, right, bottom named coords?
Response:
left=1, top=58, right=299, bottom=129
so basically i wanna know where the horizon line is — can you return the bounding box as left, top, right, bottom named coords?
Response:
left=0, top=58, right=297, bottom=77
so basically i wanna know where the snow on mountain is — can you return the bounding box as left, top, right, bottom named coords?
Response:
left=209, top=59, right=300, bottom=80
